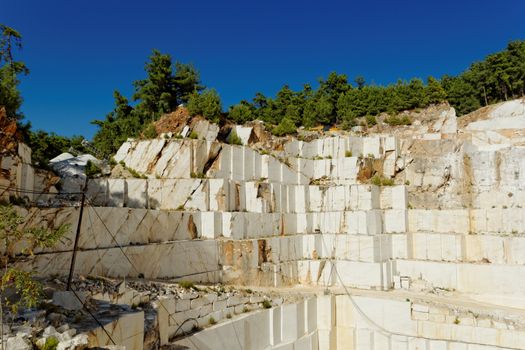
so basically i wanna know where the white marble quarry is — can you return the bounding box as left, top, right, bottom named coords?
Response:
left=231, top=125, right=253, bottom=145
left=87, top=178, right=400, bottom=214
left=86, top=310, right=144, bottom=350
left=17, top=239, right=220, bottom=280
left=192, top=118, right=220, bottom=141
left=174, top=291, right=525, bottom=350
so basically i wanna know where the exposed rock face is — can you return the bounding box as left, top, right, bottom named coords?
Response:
left=11, top=98, right=525, bottom=349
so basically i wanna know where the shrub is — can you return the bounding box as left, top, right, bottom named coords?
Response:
left=261, top=299, right=272, bottom=309
left=384, top=115, right=411, bottom=126
left=365, top=115, right=377, bottom=126
left=371, top=174, right=395, bottom=186
left=189, top=131, right=198, bottom=139
left=209, top=316, right=217, bottom=325
left=271, top=117, right=296, bottom=136
left=187, top=89, right=223, bottom=124
left=85, top=160, right=101, bottom=178
left=127, top=167, right=143, bottom=179
left=190, top=172, right=206, bottom=179
left=142, top=123, right=157, bottom=138
left=345, top=150, right=353, bottom=157
left=228, top=130, right=243, bottom=145
left=42, top=337, right=59, bottom=350
left=178, top=280, right=195, bottom=289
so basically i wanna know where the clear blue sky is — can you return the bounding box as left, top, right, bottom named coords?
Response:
left=2, top=0, right=524, bottom=139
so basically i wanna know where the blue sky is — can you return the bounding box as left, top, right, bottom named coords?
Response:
left=2, top=0, right=524, bottom=139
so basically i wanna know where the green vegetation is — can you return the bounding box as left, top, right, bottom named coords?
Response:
left=0, top=205, right=69, bottom=313
left=142, top=123, right=157, bottom=139
left=91, top=50, right=206, bottom=157
left=187, top=89, right=222, bottom=124
left=42, top=337, right=59, bottom=350
left=345, top=150, right=353, bottom=157
left=189, top=131, right=199, bottom=139
left=384, top=115, right=412, bottom=126
left=226, top=40, right=525, bottom=133
left=178, top=280, right=195, bottom=289
left=0, top=25, right=28, bottom=121
left=261, top=299, right=272, bottom=309
left=227, top=130, right=243, bottom=145
left=271, top=117, right=296, bottom=136
left=371, top=174, right=395, bottom=186
left=2, top=24, right=525, bottom=162
left=190, top=171, right=206, bottom=179
left=85, top=160, right=101, bottom=178
left=365, top=115, right=377, bottom=126
left=208, top=316, right=217, bottom=325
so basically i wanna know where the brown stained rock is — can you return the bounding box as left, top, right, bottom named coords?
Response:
left=257, top=240, right=269, bottom=265
left=357, top=159, right=374, bottom=182
left=154, top=107, right=191, bottom=135
left=187, top=215, right=198, bottom=239
left=0, top=106, right=22, bottom=154
left=222, top=241, right=234, bottom=266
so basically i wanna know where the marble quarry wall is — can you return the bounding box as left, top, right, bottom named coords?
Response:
left=174, top=294, right=525, bottom=350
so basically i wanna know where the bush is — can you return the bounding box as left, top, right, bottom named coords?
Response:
left=187, top=89, right=222, bottom=124
left=345, top=150, right=353, bottom=157
left=85, top=160, right=101, bottom=178
left=142, top=123, right=157, bottom=138
left=272, top=117, right=296, bottom=136
left=189, top=131, right=198, bottom=139
left=190, top=172, right=206, bottom=179
left=209, top=316, right=217, bottom=325
left=384, top=115, right=411, bottom=126
left=261, top=299, right=272, bottom=309
left=178, top=280, right=195, bottom=289
left=42, top=337, right=59, bottom=350
left=365, top=115, right=377, bottom=126
left=228, top=130, right=243, bottom=145
left=371, top=174, right=395, bottom=186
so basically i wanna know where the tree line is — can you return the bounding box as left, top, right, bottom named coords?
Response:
left=1, top=23, right=524, bottom=163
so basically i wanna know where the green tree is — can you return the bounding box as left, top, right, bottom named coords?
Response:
left=354, top=75, right=366, bottom=89
left=272, top=117, right=296, bottom=136
left=187, top=89, right=223, bottom=124
left=425, top=76, right=447, bottom=104
left=229, top=101, right=255, bottom=124
left=0, top=24, right=28, bottom=121
left=442, top=75, right=481, bottom=116
left=92, top=91, right=139, bottom=158
left=133, top=50, right=177, bottom=122
left=174, top=62, right=204, bottom=104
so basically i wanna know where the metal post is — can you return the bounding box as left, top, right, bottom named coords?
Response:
left=67, top=184, right=87, bottom=291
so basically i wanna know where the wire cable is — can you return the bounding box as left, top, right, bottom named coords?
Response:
left=0, top=184, right=83, bottom=196
left=83, top=197, right=203, bottom=349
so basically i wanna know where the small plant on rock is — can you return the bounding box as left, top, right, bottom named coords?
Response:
left=42, top=336, right=59, bottom=350
left=0, top=205, right=70, bottom=314
left=178, top=280, right=195, bottom=289
left=261, top=299, right=272, bottom=309
left=85, top=160, right=101, bottom=178
left=228, top=130, right=243, bottom=145
left=209, top=316, right=217, bottom=325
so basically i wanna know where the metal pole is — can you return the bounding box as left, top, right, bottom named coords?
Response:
left=67, top=182, right=87, bottom=291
